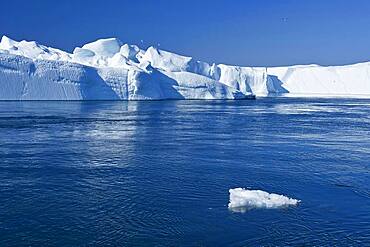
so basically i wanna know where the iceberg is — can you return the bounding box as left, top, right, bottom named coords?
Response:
left=0, top=36, right=251, bottom=100
left=0, top=35, right=369, bottom=100
left=228, top=188, right=300, bottom=212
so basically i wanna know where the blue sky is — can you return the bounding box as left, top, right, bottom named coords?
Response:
left=1, top=0, right=370, bottom=66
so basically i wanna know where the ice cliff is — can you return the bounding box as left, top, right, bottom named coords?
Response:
left=0, top=35, right=369, bottom=100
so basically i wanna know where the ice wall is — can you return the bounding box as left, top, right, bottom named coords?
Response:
left=1, top=35, right=369, bottom=100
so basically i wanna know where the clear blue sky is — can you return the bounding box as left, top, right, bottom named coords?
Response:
left=1, top=0, right=370, bottom=66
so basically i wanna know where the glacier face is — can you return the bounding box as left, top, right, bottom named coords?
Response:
left=0, top=35, right=369, bottom=100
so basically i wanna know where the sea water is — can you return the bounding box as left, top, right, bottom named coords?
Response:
left=0, top=98, right=369, bottom=246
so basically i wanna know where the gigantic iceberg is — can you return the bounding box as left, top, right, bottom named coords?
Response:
left=0, top=35, right=369, bottom=100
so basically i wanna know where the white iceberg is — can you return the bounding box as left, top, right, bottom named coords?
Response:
left=0, top=36, right=253, bottom=100
left=0, top=35, right=370, bottom=100
left=228, top=188, right=300, bottom=212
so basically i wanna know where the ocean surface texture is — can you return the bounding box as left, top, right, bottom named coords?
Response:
left=0, top=98, right=369, bottom=246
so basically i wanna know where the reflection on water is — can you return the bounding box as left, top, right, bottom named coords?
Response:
left=0, top=98, right=370, bottom=246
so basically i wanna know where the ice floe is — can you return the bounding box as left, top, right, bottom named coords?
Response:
left=228, top=188, right=300, bottom=212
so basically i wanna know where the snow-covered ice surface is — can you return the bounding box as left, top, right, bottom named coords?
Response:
left=228, top=188, right=300, bottom=212
left=0, top=35, right=370, bottom=100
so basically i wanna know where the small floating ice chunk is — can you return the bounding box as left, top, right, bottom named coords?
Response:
left=228, top=188, right=300, bottom=211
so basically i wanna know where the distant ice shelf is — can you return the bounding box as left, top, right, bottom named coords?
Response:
left=0, top=35, right=369, bottom=100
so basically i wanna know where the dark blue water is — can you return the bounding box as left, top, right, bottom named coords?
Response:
left=0, top=98, right=369, bottom=246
